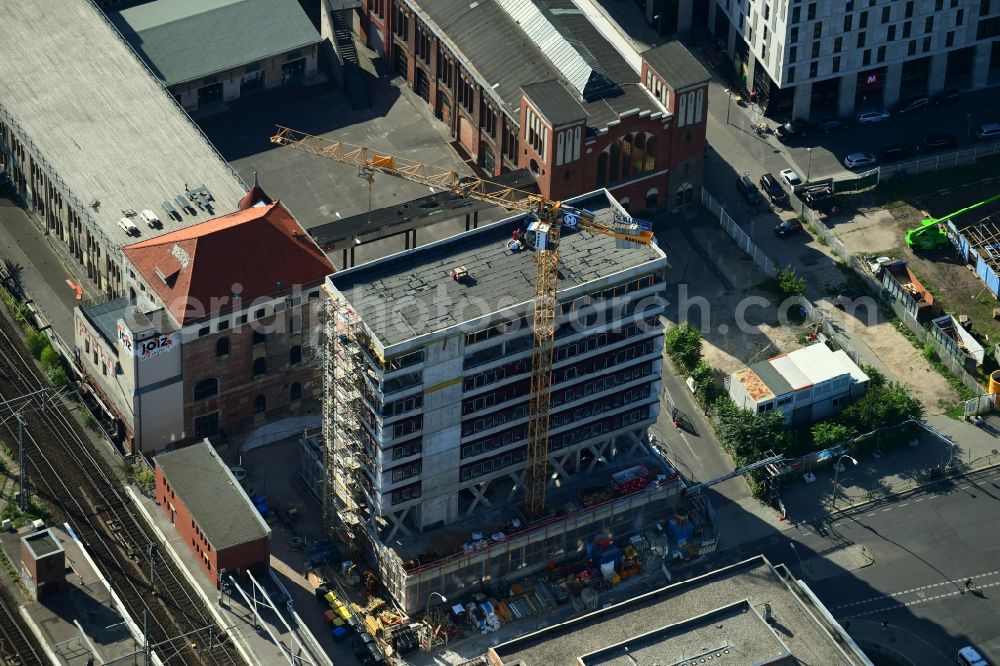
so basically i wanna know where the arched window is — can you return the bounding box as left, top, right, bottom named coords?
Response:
left=609, top=141, right=621, bottom=184
left=643, top=136, right=656, bottom=174
left=631, top=134, right=645, bottom=175
left=253, top=394, right=266, bottom=413
left=596, top=151, right=608, bottom=188
left=253, top=358, right=266, bottom=377
left=290, top=346, right=302, bottom=365
left=645, top=188, right=659, bottom=209
left=620, top=137, right=633, bottom=179
left=216, top=337, right=229, bottom=357
left=290, top=382, right=302, bottom=401
left=619, top=197, right=630, bottom=212
left=193, top=378, right=218, bottom=401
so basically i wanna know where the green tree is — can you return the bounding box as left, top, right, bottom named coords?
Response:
left=714, top=397, right=788, bottom=461
left=45, top=366, right=68, bottom=389
left=26, top=331, right=48, bottom=359
left=811, top=421, right=855, bottom=448
left=860, top=364, right=886, bottom=388
left=690, top=359, right=715, bottom=405
left=664, top=321, right=703, bottom=372
left=841, top=382, right=923, bottom=433
left=776, top=265, right=806, bottom=297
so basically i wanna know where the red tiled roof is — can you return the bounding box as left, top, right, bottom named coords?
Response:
left=124, top=202, right=333, bottom=326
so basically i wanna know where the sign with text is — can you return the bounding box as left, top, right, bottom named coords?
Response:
left=135, top=332, right=179, bottom=361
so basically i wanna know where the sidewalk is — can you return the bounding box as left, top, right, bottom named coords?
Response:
left=0, top=195, right=95, bottom=346
left=848, top=618, right=953, bottom=666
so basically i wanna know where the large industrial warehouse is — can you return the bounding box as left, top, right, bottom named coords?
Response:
left=0, top=0, right=248, bottom=298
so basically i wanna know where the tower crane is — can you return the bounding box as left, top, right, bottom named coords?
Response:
left=270, top=126, right=655, bottom=518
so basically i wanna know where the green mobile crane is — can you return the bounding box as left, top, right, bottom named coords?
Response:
left=905, top=192, right=1000, bottom=250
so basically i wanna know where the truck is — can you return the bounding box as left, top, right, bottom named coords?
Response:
left=905, top=192, right=1000, bottom=250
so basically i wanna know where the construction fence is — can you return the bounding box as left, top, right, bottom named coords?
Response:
left=883, top=141, right=1000, bottom=180
left=701, top=187, right=777, bottom=277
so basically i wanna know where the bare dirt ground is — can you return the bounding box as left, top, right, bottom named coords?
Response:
left=698, top=286, right=810, bottom=376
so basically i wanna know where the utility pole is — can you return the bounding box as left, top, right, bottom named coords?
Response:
left=17, top=414, right=29, bottom=512
left=143, top=611, right=151, bottom=666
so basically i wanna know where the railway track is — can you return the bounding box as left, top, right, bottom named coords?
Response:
left=0, top=588, right=43, bottom=666
left=0, top=311, right=244, bottom=666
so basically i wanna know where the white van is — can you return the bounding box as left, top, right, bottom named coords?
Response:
left=140, top=209, right=162, bottom=229
left=957, top=646, right=988, bottom=666
left=118, top=217, right=140, bottom=236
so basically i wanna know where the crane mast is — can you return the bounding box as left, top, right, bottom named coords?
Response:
left=270, top=126, right=653, bottom=519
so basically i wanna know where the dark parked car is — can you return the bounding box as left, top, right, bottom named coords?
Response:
left=894, top=95, right=930, bottom=115
left=917, top=133, right=960, bottom=152
left=775, top=119, right=809, bottom=141
left=774, top=219, right=803, bottom=237
left=931, top=88, right=961, bottom=105
left=877, top=143, right=916, bottom=162
left=759, top=173, right=788, bottom=205
left=736, top=173, right=763, bottom=205
left=801, top=186, right=834, bottom=209
left=816, top=117, right=847, bottom=133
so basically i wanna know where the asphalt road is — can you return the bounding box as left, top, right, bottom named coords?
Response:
left=741, top=466, right=1000, bottom=662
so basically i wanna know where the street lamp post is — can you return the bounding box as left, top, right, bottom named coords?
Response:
left=966, top=113, right=973, bottom=143
left=726, top=87, right=734, bottom=125
left=425, top=591, right=448, bottom=619
left=832, top=454, right=858, bottom=509
left=806, top=148, right=813, bottom=184
left=789, top=542, right=804, bottom=569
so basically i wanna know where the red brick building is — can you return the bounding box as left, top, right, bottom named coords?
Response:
left=355, top=0, right=708, bottom=209
left=121, top=195, right=334, bottom=444
left=155, top=440, right=271, bottom=585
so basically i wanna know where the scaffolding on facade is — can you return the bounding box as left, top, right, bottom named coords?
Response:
left=323, top=290, right=378, bottom=542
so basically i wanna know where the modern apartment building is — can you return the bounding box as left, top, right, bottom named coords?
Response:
left=710, top=0, right=1000, bottom=119
left=323, top=189, right=682, bottom=612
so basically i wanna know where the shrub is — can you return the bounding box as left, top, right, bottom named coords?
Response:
left=811, top=421, right=855, bottom=449
left=40, top=345, right=61, bottom=370
left=841, top=381, right=923, bottom=434
left=665, top=322, right=703, bottom=373
left=690, top=359, right=715, bottom=405
left=45, top=366, right=69, bottom=389
left=26, top=332, right=48, bottom=359
left=776, top=265, right=806, bottom=298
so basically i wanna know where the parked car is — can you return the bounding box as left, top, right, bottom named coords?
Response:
left=779, top=168, right=803, bottom=190
left=816, top=117, right=847, bottom=133
left=775, top=119, right=810, bottom=141
left=844, top=152, right=878, bottom=169
left=931, top=88, right=961, bottom=105
left=976, top=123, right=1000, bottom=140
left=801, top=186, right=835, bottom=210
left=877, top=143, right=916, bottom=163
left=759, top=173, right=788, bottom=204
left=894, top=95, right=930, bottom=115
left=736, top=173, right=763, bottom=205
left=956, top=646, right=988, bottom=666
left=917, top=133, right=959, bottom=152
left=856, top=109, right=890, bottom=124
left=773, top=219, right=802, bottom=237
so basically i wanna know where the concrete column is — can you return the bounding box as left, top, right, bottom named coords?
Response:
left=792, top=81, right=812, bottom=120
left=727, top=19, right=737, bottom=54
left=837, top=73, right=855, bottom=118
left=927, top=51, right=948, bottom=95
left=708, top=0, right=717, bottom=34
left=677, top=0, right=693, bottom=33
left=972, top=41, right=991, bottom=90
left=746, top=53, right=757, bottom=90
left=882, top=62, right=903, bottom=110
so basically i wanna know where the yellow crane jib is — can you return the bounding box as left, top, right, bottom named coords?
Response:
left=270, top=125, right=654, bottom=519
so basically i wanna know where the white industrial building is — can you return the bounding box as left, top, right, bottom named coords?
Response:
left=728, top=344, right=870, bottom=424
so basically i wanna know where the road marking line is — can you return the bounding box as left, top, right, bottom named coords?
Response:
left=882, top=507, right=893, bottom=512
left=831, top=570, right=1000, bottom=611
left=914, top=497, right=925, bottom=502
left=899, top=502, right=909, bottom=507
left=866, top=512, right=877, bottom=517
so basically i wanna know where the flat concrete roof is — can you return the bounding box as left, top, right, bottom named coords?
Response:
left=328, top=189, right=666, bottom=352
left=0, top=0, right=247, bottom=252
left=22, top=529, right=63, bottom=559
left=491, top=556, right=866, bottom=666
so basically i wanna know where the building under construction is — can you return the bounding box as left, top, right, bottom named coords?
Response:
left=322, top=188, right=684, bottom=613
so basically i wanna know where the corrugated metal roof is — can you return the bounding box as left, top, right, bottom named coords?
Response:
left=108, top=0, right=321, bottom=86
left=749, top=360, right=793, bottom=399
left=770, top=354, right=811, bottom=389
left=641, top=42, right=710, bottom=91
left=522, top=80, right=587, bottom=125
